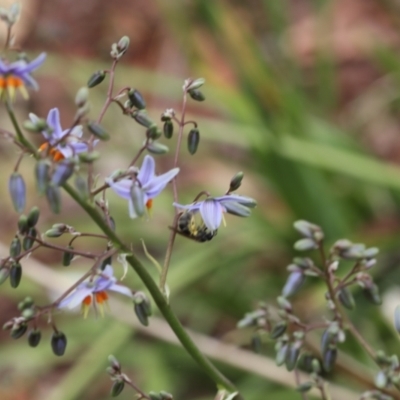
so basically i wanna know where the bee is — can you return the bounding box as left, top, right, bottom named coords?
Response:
left=172, top=211, right=217, bottom=242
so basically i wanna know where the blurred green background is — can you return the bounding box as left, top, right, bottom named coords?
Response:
left=2, top=0, right=400, bottom=399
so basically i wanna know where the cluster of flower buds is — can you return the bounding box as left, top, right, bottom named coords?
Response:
left=183, top=77, right=206, bottom=102
left=372, top=350, right=400, bottom=391
left=320, top=321, right=345, bottom=372
left=293, top=220, right=324, bottom=251
left=110, top=36, right=130, bottom=60
left=106, top=355, right=129, bottom=397
left=0, top=207, right=40, bottom=288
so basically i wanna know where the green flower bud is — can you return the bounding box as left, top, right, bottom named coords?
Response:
left=275, top=343, right=288, bottom=366
left=146, top=125, right=162, bottom=140
left=35, top=159, right=50, bottom=195
left=28, top=329, right=42, bottom=347
left=9, top=172, right=26, bottom=213
left=128, top=89, right=146, bottom=110
left=62, top=246, right=74, bottom=266
left=87, top=70, right=106, bottom=88
left=23, top=228, right=37, bottom=251
left=23, top=119, right=48, bottom=132
left=111, top=380, right=125, bottom=397
left=338, top=287, right=355, bottom=310
left=27, top=206, right=40, bottom=228
left=187, top=128, right=200, bottom=155
left=46, top=184, right=61, bottom=214
left=229, top=171, right=244, bottom=192
left=78, top=151, right=101, bottom=163
left=132, top=110, right=154, bottom=128
left=11, top=323, right=27, bottom=339
left=149, top=392, right=162, bottom=400
left=296, top=382, right=313, bottom=393
left=285, top=343, right=300, bottom=371
left=18, top=214, right=29, bottom=234
left=163, top=120, right=173, bottom=139
left=270, top=321, right=287, bottom=339
left=363, top=283, right=382, bottom=305
left=0, top=268, right=10, bottom=285
left=87, top=122, right=110, bottom=141
left=251, top=334, right=262, bottom=353
left=146, top=142, right=169, bottom=155
left=10, top=262, right=22, bottom=288
left=117, top=36, right=130, bottom=54
left=9, top=237, right=21, bottom=257
left=294, top=238, right=318, bottom=251
left=186, top=77, right=205, bottom=91
left=75, top=87, right=89, bottom=107
left=188, top=88, right=205, bottom=101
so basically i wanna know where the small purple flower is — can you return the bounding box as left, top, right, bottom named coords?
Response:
left=106, top=155, right=179, bottom=218
left=30, top=108, right=94, bottom=160
left=0, top=53, right=46, bottom=100
left=174, top=194, right=256, bottom=231
left=58, top=265, right=132, bottom=318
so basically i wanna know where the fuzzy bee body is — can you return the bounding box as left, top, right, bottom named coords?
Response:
left=173, top=211, right=217, bottom=242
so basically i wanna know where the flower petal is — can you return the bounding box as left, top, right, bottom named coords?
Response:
left=144, top=167, right=179, bottom=198
left=217, top=194, right=257, bottom=208
left=173, top=202, right=202, bottom=212
left=58, top=286, right=93, bottom=309
left=222, top=201, right=252, bottom=217
left=137, top=155, right=155, bottom=185
left=47, top=108, right=64, bottom=141
left=106, top=178, right=132, bottom=200
left=200, top=199, right=223, bottom=231
left=14, top=53, right=46, bottom=74
left=108, top=283, right=133, bottom=298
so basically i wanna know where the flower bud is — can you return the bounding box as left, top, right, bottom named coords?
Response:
left=251, top=334, right=262, bottom=353
left=133, top=292, right=152, bottom=326
left=51, top=331, right=67, bottom=356
left=185, top=77, right=205, bottom=91
left=270, top=321, right=287, bottom=339
left=9, top=172, right=26, bottom=213
left=111, top=380, right=125, bottom=397
left=146, top=142, right=169, bottom=155
left=338, top=287, right=355, bottom=310
left=27, top=206, right=40, bottom=228
left=163, top=120, right=174, bottom=139
left=159, top=391, right=173, bottom=400
left=45, top=228, right=64, bottom=238
left=229, top=171, right=244, bottom=192
left=108, top=354, right=121, bottom=371
left=187, top=128, right=200, bottom=155
left=9, top=236, right=21, bottom=257
left=294, top=238, right=318, bottom=251
left=188, top=89, right=205, bottom=101
left=62, top=246, right=74, bottom=266
left=285, top=343, right=300, bottom=371
left=18, top=214, right=28, bottom=234
left=130, top=184, right=145, bottom=217
left=0, top=268, right=10, bottom=285
left=277, top=296, right=292, bottom=313
left=117, top=36, right=130, bottom=54
left=296, top=382, right=313, bottom=393
left=46, top=184, right=61, bottom=214
left=323, top=346, right=337, bottom=372
left=28, top=329, right=42, bottom=347
left=128, top=89, right=146, bottom=110
left=78, top=151, right=101, bottom=163
left=11, top=323, right=27, bottom=339
left=149, top=392, right=162, bottom=400
left=23, top=118, right=48, bottom=133
left=282, top=271, right=305, bottom=298
left=146, top=125, right=162, bottom=140
left=23, top=228, right=37, bottom=251
left=35, top=159, right=50, bottom=195
left=74, top=175, right=89, bottom=201
left=10, top=262, right=22, bottom=288
left=363, top=283, right=382, bottom=305
left=51, top=159, right=75, bottom=186
left=375, top=370, right=388, bottom=389
left=75, top=87, right=89, bottom=107
left=87, top=122, right=110, bottom=141
left=275, top=343, right=288, bottom=366
left=87, top=70, right=106, bottom=88
left=132, top=110, right=155, bottom=128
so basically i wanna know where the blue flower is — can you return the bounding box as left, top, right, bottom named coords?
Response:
left=58, top=265, right=132, bottom=318
left=0, top=53, right=46, bottom=100
left=106, top=155, right=179, bottom=218
left=30, top=108, right=94, bottom=160
left=174, top=194, right=256, bottom=231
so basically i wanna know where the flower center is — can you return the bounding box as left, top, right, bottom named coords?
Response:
left=0, top=75, right=28, bottom=100
left=38, top=142, right=65, bottom=161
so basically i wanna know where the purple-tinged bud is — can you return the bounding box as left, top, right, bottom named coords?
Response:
left=9, top=262, right=22, bottom=288
left=163, top=120, right=174, bottom=139
left=51, top=331, right=67, bottom=356
left=285, top=343, right=300, bottom=371
left=35, top=160, right=50, bottom=195
left=27, top=206, right=40, bottom=228
left=18, top=214, right=28, bottom=234
left=132, top=110, right=154, bottom=128
left=110, top=379, right=125, bottom=397
left=187, top=128, right=200, bottom=155
left=75, top=87, right=89, bottom=108
left=46, top=184, right=61, bottom=214
left=229, top=171, right=244, bottom=192
left=128, top=89, right=146, bottom=110
left=323, top=346, right=337, bottom=372
left=294, top=238, right=318, bottom=251
left=62, top=246, right=74, bottom=266
left=338, top=287, right=355, bottom=310
left=146, top=142, right=169, bottom=155
left=23, top=228, right=37, bottom=251
left=11, top=323, right=27, bottom=339
left=293, top=220, right=323, bottom=241
left=28, top=329, right=41, bottom=347
left=270, top=321, right=287, bottom=339
left=146, top=125, right=162, bottom=140
left=87, top=121, right=110, bottom=141
left=51, top=159, right=75, bottom=186
left=78, top=151, right=100, bottom=163
left=9, top=172, right=26, bottom=213
left=130, top=184, right=145, bottom=217
left=188, top=88, right=205, bottom=101
left=87, top=70, right=106, bottom=88
left=9, top=236, right=21, bottom=257
left=282, top=271, right=305, bottom=298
